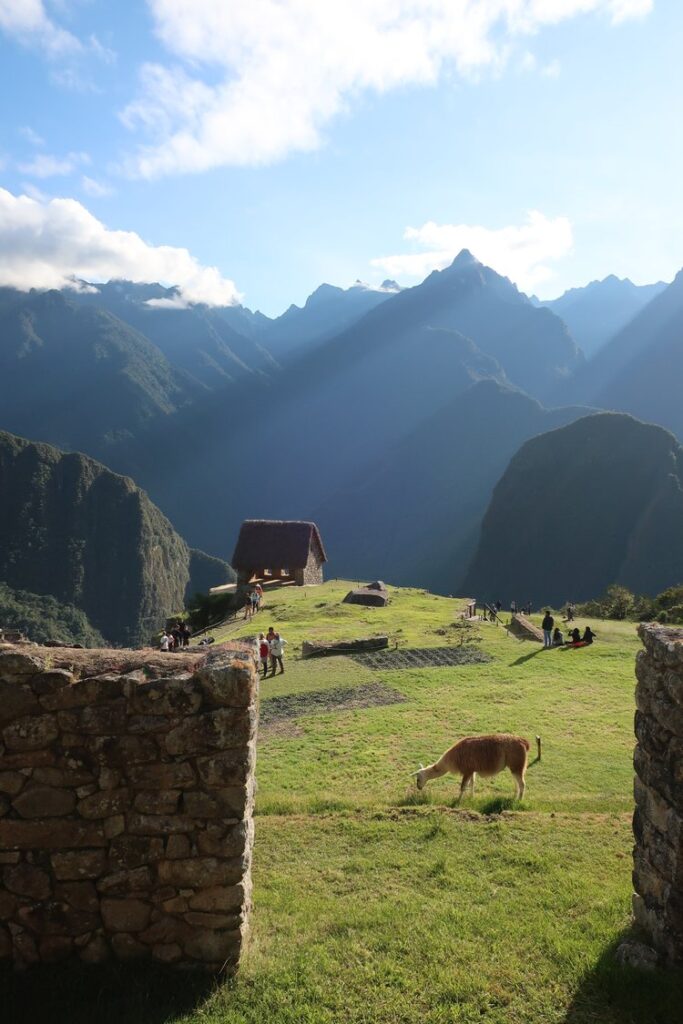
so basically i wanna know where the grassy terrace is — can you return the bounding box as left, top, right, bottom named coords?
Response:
left=9, top=582, right=683, bottom=1023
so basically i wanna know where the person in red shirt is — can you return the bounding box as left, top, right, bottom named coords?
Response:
left=258, top=633, right=270, bottom=677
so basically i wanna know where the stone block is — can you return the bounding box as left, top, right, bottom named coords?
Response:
left=126, top=761, right=197, bottom=789
left=79, top=933, right=110, bottom=963
left=4, top=863, right=51, bottom=900
left=128, top=813, right=194, bottom=836
left=165, top=834, right=191, bottom=859
left=0, top=819, right=105, bottom=850
left=12, top=785, right=76, bottom=818
left=30, top=669, right=74, bottom=700
left=2, top=713, right=58, bottom=751
left=101, top=898, right=152, bottom=933
left=32, top=766, right=94, bottom=788
left=97, top=867, right=153, bottom=896
left=196, top=748, right=252, bottom=787
left=0, top=652, right=44, bottom=684
left=152, top=942, right=182, bottom=963
left=77, top=788, right=130, bottom=820
left=38, top=674, right=124, bottom=711
left=90, top=735, right=158, bottom=767
left=133, top=790, right=180, bottom=815
left=196, top=661, right=257, bottom=708
left=18, top=902, right=99, bottom=937
left=157, top=857, right=244, bottom=889
left=131, top=677, right=202, bottom=716
left=110, top=933, right=149, bottom=959
left=39, top=935, right=74, bottom=962
left=183, top=927, right=241, bottom=963
left=54, top=881, right=99, bottom=912
left=165, top=707, right=254, bottom=756
left=188, top=882, right=250, bottom=913
left=108, top=836, right=164, bottom=870
left=0, top=772, right=26, bottom=796
left=51, top=850, right=107, bottom=880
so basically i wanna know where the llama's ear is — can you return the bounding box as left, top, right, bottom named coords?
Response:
left=409, top=762, right=425, bottom=777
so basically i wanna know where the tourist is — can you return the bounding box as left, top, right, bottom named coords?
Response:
left=160, top=631, right=170, bottom=652
left=541, top=609, right=554, bottom=648
left=510, top=600, right=517, bottom=615
left=569, top=627, right=581, bottom=645
left=495, top=600, right=502, bottom=613
left=171, top=623, right=182, bottom=650
left=258, top=633, right=270, bottom=677
left=269, top=631, right=287, bottom=675
left=255, top=582, right=264, bottom=609
left=181, top=623, right=191, bottom=647
left=582, top=626, right=596, bottom=645
left=251, top=589, right=259, bottom=616
left=552, top=626, right=564, bottom=647
left=565, top=603, right=575, bottom=623
left=243, top=595, right=253, bottom=621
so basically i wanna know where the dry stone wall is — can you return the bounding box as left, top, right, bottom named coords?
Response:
left=632, top=624, right=683, bottom=965
left=0, top=640, right=258, bottom=971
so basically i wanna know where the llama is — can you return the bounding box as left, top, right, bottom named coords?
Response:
left=411, top=733, right=532, bottom=800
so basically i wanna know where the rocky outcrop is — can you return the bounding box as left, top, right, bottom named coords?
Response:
left=301, top=636, right=389, bottom=659
left=0, top=431, right=232, bottom=646
left=0, top=640, right=258, bottom=972
left=632, top=624, right=683, bottom=965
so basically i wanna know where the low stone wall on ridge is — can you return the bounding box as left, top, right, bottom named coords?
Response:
left=0, top=640, right=258, bottom=971
left=632, top=623, right=683, bottom=965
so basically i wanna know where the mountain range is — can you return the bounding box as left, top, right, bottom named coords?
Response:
left=1, top=249, right=682, bottom=613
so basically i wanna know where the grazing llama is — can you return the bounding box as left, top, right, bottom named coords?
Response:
left=411, top=733, right=531, bottom=800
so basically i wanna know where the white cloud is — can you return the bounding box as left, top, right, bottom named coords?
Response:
left=0, top=0, right=81, bottom=56
left=19, top=125, right=45, bottom=147
left=119, top=0, right=654, bottom=178
left=0, top=187, right=242, bottom=306
left=81, top=175, right=114, bottom=198
left=19, top=150, right=90, bottom=178
left=371, top=211, right=573, bottom=292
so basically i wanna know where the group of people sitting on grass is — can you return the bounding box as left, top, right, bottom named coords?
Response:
left=258, top=627, right=287, bottom=676
left=542, top=610, right=596, bottom=649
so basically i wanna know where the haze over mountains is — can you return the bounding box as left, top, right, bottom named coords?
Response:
left=1, top=247, right=682, bottom=621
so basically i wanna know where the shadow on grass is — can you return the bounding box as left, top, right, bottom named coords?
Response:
left=3, top=960, right=217, bottom=1024
left=563, top=931, right=683, bottom=1024
left=510, top=647, right=546, bottom=666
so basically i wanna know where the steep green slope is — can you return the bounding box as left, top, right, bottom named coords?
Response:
left=462, top=412, right=683, bottom=603
left=0, top=583, right=105, bottom=647
left=0, top=431, right=233, bottom=645
left=0, top=289, right=201, bottom=457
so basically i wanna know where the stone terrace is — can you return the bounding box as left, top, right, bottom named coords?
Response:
left=0, top=641, right=259, bottom=971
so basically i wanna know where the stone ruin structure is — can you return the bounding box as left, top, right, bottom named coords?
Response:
left=632, top=623, right=683, bottom=965
left=231, top=519, right=327, bottom=590
left=0, top=640, right=258, bottom=971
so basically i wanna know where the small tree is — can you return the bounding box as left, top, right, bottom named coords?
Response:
left=449, top=619, right=482, bottom=648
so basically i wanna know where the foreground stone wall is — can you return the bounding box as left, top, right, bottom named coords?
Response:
left=632, top=624, right=683, bottom=964
left=0, top=641, right=258, bottom=971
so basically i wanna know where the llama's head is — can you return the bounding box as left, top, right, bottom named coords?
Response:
left=410, top=762, right=426, bottom=789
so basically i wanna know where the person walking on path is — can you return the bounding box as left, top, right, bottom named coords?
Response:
left=269, top=631, right=287, bottom=675
left=258, top=633, right=270, bottom=677
left=255, top=582, right=264, bottom=609
left=542, top=609, right=554, bottom=648
left=510, top=600, right=517, bottom=616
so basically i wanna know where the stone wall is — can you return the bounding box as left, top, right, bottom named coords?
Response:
left=632, top=623, right=683, bottom=965
left=0, top=640, right=258, bottom=971
left=294, top=551, right=324, bottom=587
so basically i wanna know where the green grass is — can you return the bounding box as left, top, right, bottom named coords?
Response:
left=11, top=581, right=682, bottom=1023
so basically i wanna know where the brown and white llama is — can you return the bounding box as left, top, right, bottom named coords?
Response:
left=412, top=733, right=533, bottom=800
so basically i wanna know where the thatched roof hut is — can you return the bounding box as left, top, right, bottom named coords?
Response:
left=231, top=520, right=327, bottom=587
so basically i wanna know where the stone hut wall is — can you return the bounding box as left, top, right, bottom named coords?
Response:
left=632, top=623, right=683, bottom=965
left=0, top=640, right=258, bottom=971
left=294, top=550, right=324, bottom=587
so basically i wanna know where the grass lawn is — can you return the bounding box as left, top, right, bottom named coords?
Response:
left=8, top=582, right=683, bottom=1023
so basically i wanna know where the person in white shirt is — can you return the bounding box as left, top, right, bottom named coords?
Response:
left=160, top=631, right=170, bottom=652
left=269, top=632, right=287, bottom=675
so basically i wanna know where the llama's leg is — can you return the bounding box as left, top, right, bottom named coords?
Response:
left=459, top=773, right=473, bottom=801
left=470, top=773, right=476, bottom=796
left=512, top=771, right=525, bottom=800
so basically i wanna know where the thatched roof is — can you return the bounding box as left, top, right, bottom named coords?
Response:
left=231, top=520, right=327, bottom=570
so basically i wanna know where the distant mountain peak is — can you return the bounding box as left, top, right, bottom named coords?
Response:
left=449, top=249, right=481, bottom=269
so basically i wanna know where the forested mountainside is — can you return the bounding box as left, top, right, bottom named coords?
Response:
left=314, top=380, right=591, bottom=592
left=0, top=583, right=106, bottom=647
left=0, top=431, right=233, bottom=645
left=462, top=413, right=683, bottom=604
left=0, top=288, right=204, bottom=459
left=539, top=276, right=666, bottom=357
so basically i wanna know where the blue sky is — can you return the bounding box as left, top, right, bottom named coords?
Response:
left=0, top=0, right=679, bottom=315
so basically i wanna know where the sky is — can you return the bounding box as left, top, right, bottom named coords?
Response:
left=0, top=0, right=680, bottom=315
